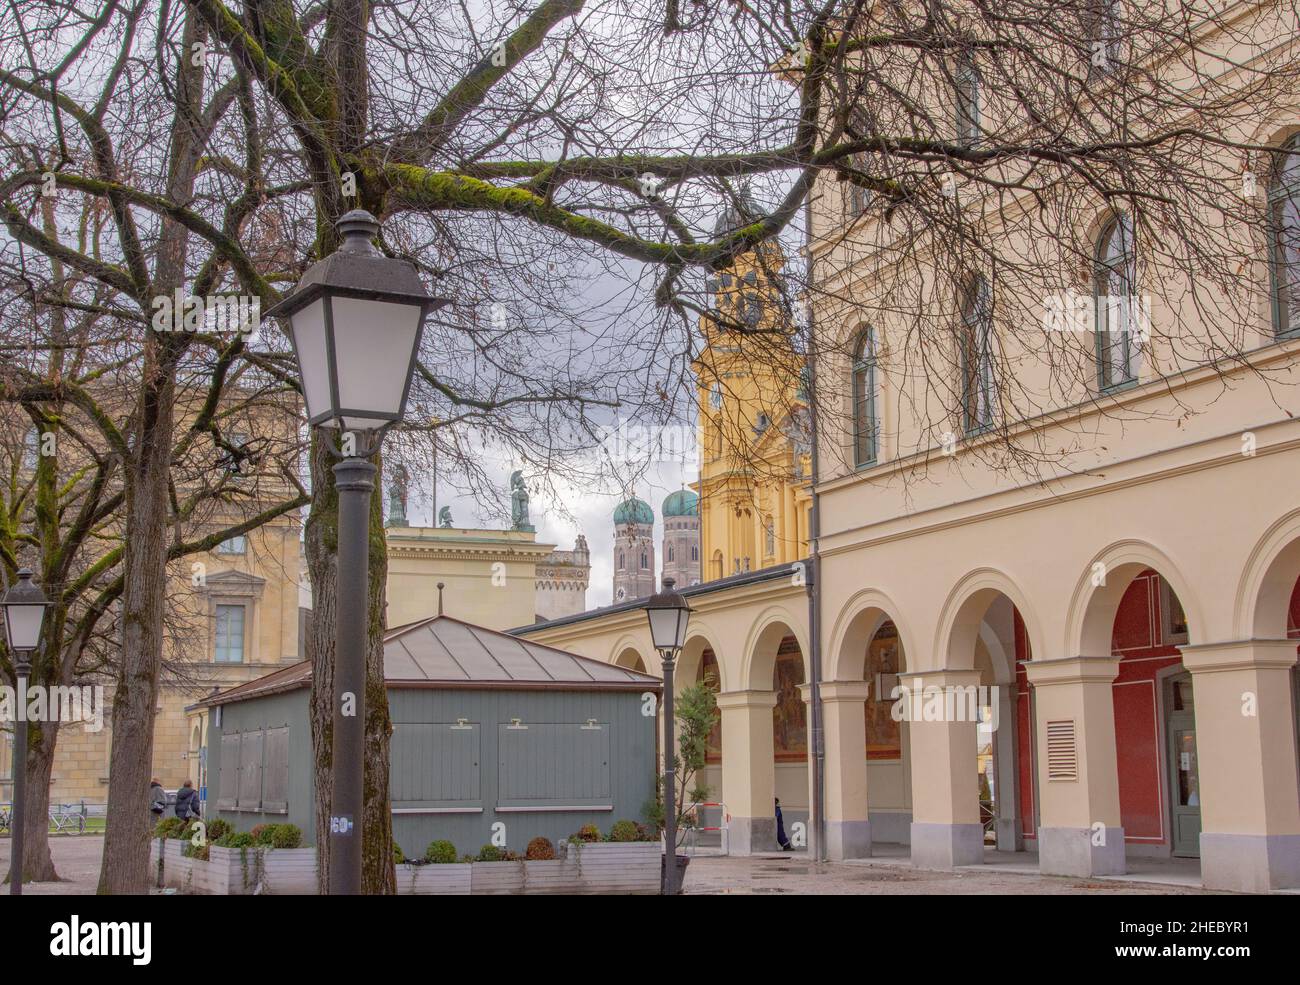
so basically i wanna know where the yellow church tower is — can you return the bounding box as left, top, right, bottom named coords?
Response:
left=693, top=195, right=813, bottom=582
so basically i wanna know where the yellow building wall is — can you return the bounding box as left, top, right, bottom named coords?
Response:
left=385, top=526, right=554, bottom=631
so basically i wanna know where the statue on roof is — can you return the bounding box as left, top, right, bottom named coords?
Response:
left=510, top=470, right=535, bottom=532
left=438, top=505, right=453, bottom=528
left=386, top=464, right=409, bottom=527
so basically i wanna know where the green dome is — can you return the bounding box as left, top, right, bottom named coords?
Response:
left=663, top=490, right=699, bottom=517
left=613, top=496, right=654, bottom=525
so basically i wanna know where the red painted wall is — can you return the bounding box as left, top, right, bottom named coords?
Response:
left=1016, top=570, right=1181, bottom=847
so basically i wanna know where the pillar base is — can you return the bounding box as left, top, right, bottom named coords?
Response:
left=1038, top=825, right=1126, bottom=877
left=728, top=816, right=777, bottom=855
left=995, top=817, right=1024, bottom=853
left=910, top=822, right=983, bottom=868
left=825, top=820, right=872, bottom=860
left=1201, top=832, right=1300, bottom=892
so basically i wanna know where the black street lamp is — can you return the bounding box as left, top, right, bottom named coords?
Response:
left=644, top=576, right=691, bottom=894
left=267, top=209, right=445, bottom=894
left=3, top=569, right=49, bottom=896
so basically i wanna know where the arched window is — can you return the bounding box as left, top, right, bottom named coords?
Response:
left=955, top=53, right=981, bottom=146
left=1269, top=135, right=1300, bottom=337
left=712, top=550, right=723, bottom=580
left=640, top=551, right=647, bottom=569
left=691, top=545, right=698, bottom=562
left=1094, top=213, right=1138, bottom=389
left=764, top=518, right=775, bottom=557
left=668, top=544, right=675, bottom=562
left=618, top=551, right=624, bottom=570
left=960, top=277, right=994, bottom=433
left=851, top=327, right=878, bottom=465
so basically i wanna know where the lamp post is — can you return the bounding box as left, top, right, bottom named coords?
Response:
left=267, top=210, right=445, bottom=894
left=644, top=576, right=691, bottom=894
left=3, top=569, right=49, bottom=896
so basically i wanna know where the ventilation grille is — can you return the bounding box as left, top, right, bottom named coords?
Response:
left=1046, top=720, right=1078, bottom=781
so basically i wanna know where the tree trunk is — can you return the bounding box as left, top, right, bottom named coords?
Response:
left=4, top=719, right=61, bottom=885
left=96, top=379, right=175, bottom=894
left=306, top=434, right=395, bottom=894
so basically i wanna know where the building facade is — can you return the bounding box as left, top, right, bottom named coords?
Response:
left=517, top=13, right=1300, bottom=893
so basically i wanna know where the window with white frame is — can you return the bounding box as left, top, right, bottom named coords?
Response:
left=217, top=534, right=247, bottom=555
left=214, top=604, right=246, bottom=663
left=960, top=277, right=995, bottom=434
left=852, top=326, right=878, bottom=466
left=955, top=53, right=981, bottom=147
left=1269, top=134, right=1300, bottom=337
left=1094, top=214, right=1139, bottom=390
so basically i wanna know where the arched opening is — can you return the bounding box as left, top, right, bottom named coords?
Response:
left=613, top=646, right=648, bottom=674
left=938, top=582, right=1035, bottom=865
left=1074, top=559, right=1201, bottom=876
left=741, top=616, right=809, bottom=853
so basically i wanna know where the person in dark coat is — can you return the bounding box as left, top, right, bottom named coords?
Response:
left=775, top=797, right=793, bottom=851
left=149, top=778, right=167, bottom=818
left=174, top=779, right=200, bottom=820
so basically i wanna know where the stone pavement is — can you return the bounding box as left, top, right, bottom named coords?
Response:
left=680, top=851, right=1212, bottom=894
left=3, top=836, right=1216, bottom=895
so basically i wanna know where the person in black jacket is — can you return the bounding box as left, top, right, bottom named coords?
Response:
left=174, top=779, right=200, bottom=820
left=149, top=779, right=167, bottom=818
left=775, top=798, right=793, bottom=851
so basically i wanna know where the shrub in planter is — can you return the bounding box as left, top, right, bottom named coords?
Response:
left=206, top=818, right=233, bottom=842
left=269, top=824, right=303, bottom=849
left=525, top=836, right=555, bottom=860
left=635, top=823, right=657, bottom=842
left=182, top=842, right=210, bottom=861
left=155, top=816, right=186, bottom=840
left=609, top=820, right=639, bottom=842
left=425, top=840, right=458, bottom=864
left=476, top=844, right=503, bottom=862
left=571, top=824, right=601, bottom=843
left=393, top=844, right=406, bottom=864
left=215, top=831, right=255, bottom=849
left=250, top=824, right=276, bottom=846
left=499, top=849, right=520, bottom=861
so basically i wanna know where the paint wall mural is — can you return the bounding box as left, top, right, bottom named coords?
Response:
left=773, top=635, right=806, bottom=760
left=864, top=620, right=902, bottom=759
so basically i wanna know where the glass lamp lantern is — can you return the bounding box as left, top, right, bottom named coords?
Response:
left=265, top=210, right=445, bottom=434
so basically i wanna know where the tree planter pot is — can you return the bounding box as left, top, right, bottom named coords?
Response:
left=398, top=862, right=471, bottom=895
left=660, top=853, right=690, bottom=895
left=154, top=839, right=194, bottom=891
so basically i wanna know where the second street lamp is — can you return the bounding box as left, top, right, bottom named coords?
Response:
left=644, top=576, right=691, bottom=894
left=3, top=568, right=50, bottom=896
left=267, top=209, right=446, bottom=894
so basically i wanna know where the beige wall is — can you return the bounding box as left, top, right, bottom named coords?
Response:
left=386, top=526, right=555, bottom=631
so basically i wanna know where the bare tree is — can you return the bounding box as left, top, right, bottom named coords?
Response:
left=3, top=0, right=1297, bottom=893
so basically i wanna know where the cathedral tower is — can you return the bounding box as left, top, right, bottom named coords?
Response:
left=661, top=490, right=701, bottom=587
left=612, top=496, right=656, bottom=603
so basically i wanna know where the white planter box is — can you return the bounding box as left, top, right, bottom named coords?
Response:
left=260, top=847, right=318, bottom=895
left=565, top=841, right=661, bottom=894
left=470, top=860, right=526, bottom=894
left=397, top=862, right=471, bottom=895
left=154, top=841, right=661, bottom=895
